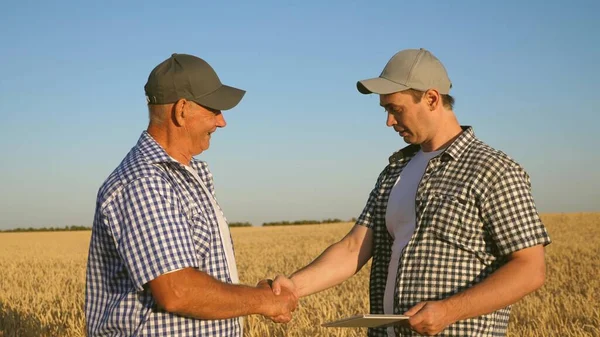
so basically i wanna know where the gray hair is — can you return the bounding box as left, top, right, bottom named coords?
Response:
left=147, top=104, right=172, bottom=125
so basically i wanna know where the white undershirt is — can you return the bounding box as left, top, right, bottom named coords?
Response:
left=383, top=149, right=442, bottom=337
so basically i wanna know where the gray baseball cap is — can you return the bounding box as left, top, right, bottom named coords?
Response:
left=357, top=48, right=452, bottom=95
left=144, top=53, right=245, bottom=110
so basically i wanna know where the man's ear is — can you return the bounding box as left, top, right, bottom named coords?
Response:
left=424, top=89, right=441, bottom=111
left=172, top=99, right=188, bottom=127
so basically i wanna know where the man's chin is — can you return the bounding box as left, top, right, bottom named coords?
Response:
left=401, top=134, right=413, bottom=144
left=193, top=145, right=210, bottom=156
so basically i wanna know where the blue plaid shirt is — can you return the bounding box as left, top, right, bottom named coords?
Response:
left=85, top=131, right=241, bottom=336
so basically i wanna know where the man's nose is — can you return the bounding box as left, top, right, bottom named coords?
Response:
left=386, top=112, right=397, bottom=127
left=216, top=113, right=226, bottom=127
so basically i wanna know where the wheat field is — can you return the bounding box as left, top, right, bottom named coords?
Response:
left=0, top=213, right=598, bottom=336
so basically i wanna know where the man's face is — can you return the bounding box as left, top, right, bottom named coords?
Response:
left=185, top=101, right=226, bottom=155
left=379, top=91, right=435, bottom=145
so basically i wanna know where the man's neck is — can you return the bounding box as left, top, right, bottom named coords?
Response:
left=420, top=118, right=463, bottom=152
left=147, top=125, right=192, bottom=166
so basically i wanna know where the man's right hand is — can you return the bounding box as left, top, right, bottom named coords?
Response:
left=270, top=275, right=298, bottom=297
left=256, top=279, right=298, bottom=323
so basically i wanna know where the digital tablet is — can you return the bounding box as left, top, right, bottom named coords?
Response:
left=322, top=314, right=409, bottom=328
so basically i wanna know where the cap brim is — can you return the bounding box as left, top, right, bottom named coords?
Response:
left=193, top=84, right=246, bottom=111
left=357, top=77, right=409, bottom=95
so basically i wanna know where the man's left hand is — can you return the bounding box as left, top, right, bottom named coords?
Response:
left=403, top=300, right=456, bottom=336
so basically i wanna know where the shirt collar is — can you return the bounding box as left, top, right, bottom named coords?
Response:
left=388, top=125, right=476, bottom=164
left=136, top=131, right=206, bottom=170
left=442, top=125, right=476, bottom=161
left=135, top=131, right=172, bottom=164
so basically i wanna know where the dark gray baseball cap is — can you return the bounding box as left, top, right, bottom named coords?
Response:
left=357, top=48, right=452, bottom=95
left=144, top=53, right=245, bottom=110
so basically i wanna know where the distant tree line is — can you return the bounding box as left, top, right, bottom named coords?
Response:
left=1, top=217, right=360, bottom=232
left=262, top=218, right=355, bottom=227
left=229, top=222, right=253, bottom=227
left=0, top=225, right=92, bottom=233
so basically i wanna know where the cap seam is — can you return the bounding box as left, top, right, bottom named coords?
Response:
left=405, top=49, right=424, bottom=87
left=172, top=57, right=179, bottom=102
left=380, top=75, right=408, bottom=88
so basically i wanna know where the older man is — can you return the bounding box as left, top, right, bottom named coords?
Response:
left=271, top=48, right=551, bottom=336
left=85, top=53, right=296, bottom=337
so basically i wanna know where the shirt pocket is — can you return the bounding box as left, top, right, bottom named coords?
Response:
left=188, top=211, right=213, bottom=262
left=422, top=192, right=491, bottom=264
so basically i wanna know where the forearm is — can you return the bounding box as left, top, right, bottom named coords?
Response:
left=291, top=236, right=370, bottom=297
left=153, top=269, right=270, bottom=320
left=442, top=247, right=545, bottom=321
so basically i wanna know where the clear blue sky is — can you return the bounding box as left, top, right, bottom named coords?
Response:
left=0, top=0, right=598, bottom=229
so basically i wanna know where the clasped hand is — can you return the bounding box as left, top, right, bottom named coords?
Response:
left=256, top=276, right=298, bottom=323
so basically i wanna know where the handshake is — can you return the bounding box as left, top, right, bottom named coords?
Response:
left=255, top=275, right=299, bottom=323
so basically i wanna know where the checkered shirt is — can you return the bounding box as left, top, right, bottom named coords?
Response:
left=85, top=131, right=241, bottom=337
left=357, top=126, right=551, bottom=337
